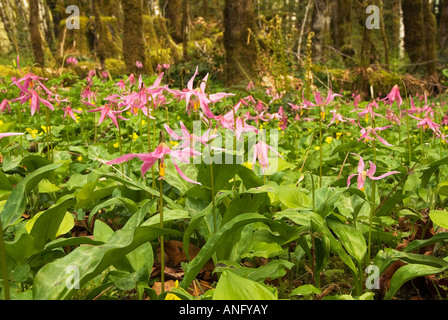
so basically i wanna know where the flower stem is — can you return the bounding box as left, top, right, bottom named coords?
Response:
left=406, top=113, right=412, bottom=166
left=0, top=220, right=10, bottom=300
left=319, top=116, right=323, bottom=188
left=210, top=162, right=217, bottom=233
left=159, top=177, right=165, bottom=294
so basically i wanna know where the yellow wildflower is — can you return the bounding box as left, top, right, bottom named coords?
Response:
left=169, top=140, right=179, bottom=147
left=113, top=142, right=119, bottom=148
left=77, top=156, right=83, bottom=162
left=164, top=280, right=182, bottom=300
left=26, top=128, right=38, bottom=139
left=130, top=132, right=139, bottom=142
left=336, top=132, right=343, bottom=140
left=242, top=162, right=253, bottom=170
left=326, top=137, right=333, bottom=144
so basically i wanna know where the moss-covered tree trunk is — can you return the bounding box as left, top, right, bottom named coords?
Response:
left=29, top=0, right=45, bottom=66
left=92, top=0, right=106, bottom=70
left=438, top=0, right=448, bottom=58
left=422, top=0, right=437, bottom=78
left=165, top=0, right=182, bottom=43
left=121, top=0, right=147, bottom=74
left=223, top=0, right=258, bottom=87
left=46, top=0, right=63, bottom=41
left=181, top=0, right=190, bottom=60
left=401, top=0, right=425, bottom=68
left=384, top=0, right=401, bottom=54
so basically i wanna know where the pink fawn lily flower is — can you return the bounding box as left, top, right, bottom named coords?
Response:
left=81, top=83, right=97, bottom=103
left=105, top=143, right=202, bottom=185
left=252, top=140, right=284, bottom=174
left=302, top=88, right=342, bottom=109
left=403, top=96, right=422, bottom=116
left=175, top=66, right=234, bottom=119
left=442, top=115, right=448, bottom=126
left=347, top=153, right=400, bottom=191
left=410, top=115, right=441, bottom=134
left=327, top=109, right=355, bottom=127
left=84, top=101, right=128, bottom=129
left=136, top=61, right=143, bottom=69
left=0, top=99, right=11, bottom=113
left=385, top=107, right=401, bottom=125
left=352, top=100, right=384, bottom=121
left=66, top=57, right=78, bottom=65
left=358, top=118, right=394, bottom=147
left=0, top=132, right=24, bottom=140
left=247, top=81, right=255, bottom=91
left=382, top=85, right=403, bottom=109
left=164, top=121, right=220, bottom=150
left=115, top=80, right=127, bottom=91
left=62, top=105, right=82, bottom=122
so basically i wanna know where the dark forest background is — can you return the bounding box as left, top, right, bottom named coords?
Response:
left=0, top=0, right=447, bottom=97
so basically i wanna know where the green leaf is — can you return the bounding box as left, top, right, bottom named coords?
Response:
left=314, top=187, right=345, bottom=218
left=38, top=179, right=60, bottom=193
left=404, top=232, right=448, bottom=253
left=93, top=220, right=115, bottom=243
left=25, top=195, right=76, bottom=249
left=429, top=210, right=448, bottom=229
left=421, top=157, right=448, bottom=187
left=212, top=270, right=277, bottom=300
left=180, top=213, right=271, bottom=290
left=33, top=226, right=178, bottom=300
left=290, top=284, right=321, bottom=297
left=384, top=264, right=448, bottom=300
left=215, top=259, right=294, bottom=282
left=277, top=185, right=311, bottom=209
left=240, top=241, right=285, bottom=259
left=88, top=197, right=139, bottom=225
left=1, top=162, right=64, bottom=230
left=327, top=219, right=367, bottom=265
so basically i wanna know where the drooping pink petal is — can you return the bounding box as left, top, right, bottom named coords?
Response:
left=0, top=132, right=24, bottom=140
left=369, top=171, right=401, bottom=181
left=171, top=158, right=201, bottom=185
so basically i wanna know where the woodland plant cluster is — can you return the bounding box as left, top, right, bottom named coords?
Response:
left=0, top=54, right=448, bottom=301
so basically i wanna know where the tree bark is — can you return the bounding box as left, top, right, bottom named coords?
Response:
left=439, top=0, right=448, bottom=57
left=422, top=0, right=437, bottom=78
left=401, top=0, right=425, bottom=68
left=223, top=0, right=259, bottom=86
left=92, top=0, right=106, bottom=70
left=29, top=0, right=45, bottom=66
left=121, top=0, right=147, bottom=74
left=181, top=0, right=189, bottom=60
left=165, top=0, right=182, bottom=43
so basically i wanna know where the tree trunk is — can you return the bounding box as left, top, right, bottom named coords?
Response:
left=310, top=0, right=332, bottom=61
left=92, top=0, right=106, bottom=70
left=223, top=0, right=258, bottom=86
left=41, top=0, right=56, bottom=53
left=401, top=0, right=425, bottom=68
left=439, top=0, right=448, bottom=57
left=29, top=0, right=45, bottom=66
left=121, top=0, right=147, bottom=74
left=377, top=0, right=390, bottom=69
left=46, top=0, right=63, bottom=42
left=331, top=0, right=353, bottom=63
left=181, top=0, right=189, bottom=60
left=165, top=0, right=182, bottom=43
left=422, top=0, right=437, bottom=78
